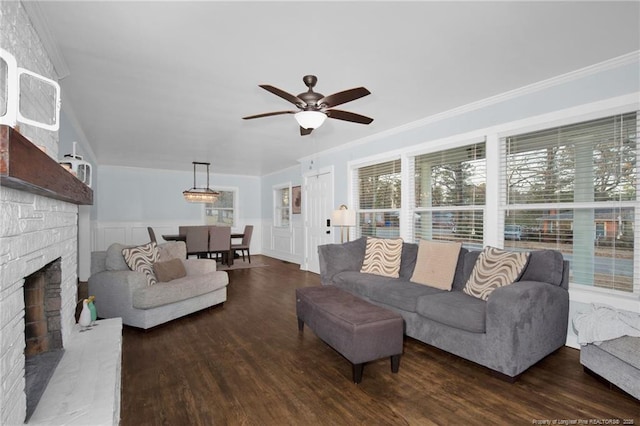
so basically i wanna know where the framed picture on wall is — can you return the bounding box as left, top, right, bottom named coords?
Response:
left=292, top=185, right=301, bottom=214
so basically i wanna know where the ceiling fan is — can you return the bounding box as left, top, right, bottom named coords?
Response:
left=243, top=75, right=373, bottom=136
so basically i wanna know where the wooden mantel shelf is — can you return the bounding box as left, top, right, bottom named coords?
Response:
left=0, top=125, right=93, bottom=205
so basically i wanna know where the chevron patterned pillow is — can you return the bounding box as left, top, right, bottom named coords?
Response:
left=122, top=242, right=159, bottom=286
left=463, top=246, right=530, bottom=300
left=360, top=237, right=403, bottom=278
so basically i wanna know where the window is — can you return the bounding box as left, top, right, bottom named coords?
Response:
left=205, top=189, right=236, bottom=227
left=411, top=142, right=486, bottom=248
left=274, top=186, right=291, bottom=228
left=501, top=113, right=637, bottom=292
left=354, top=159, right=401, bottom=238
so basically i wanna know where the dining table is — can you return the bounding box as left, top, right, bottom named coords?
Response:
left=161, top=233, right=244, bottom=241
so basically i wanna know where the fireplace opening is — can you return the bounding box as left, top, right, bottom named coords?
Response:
left=23, top=258, right=64, bottom=422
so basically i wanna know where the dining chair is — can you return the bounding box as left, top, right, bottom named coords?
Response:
left=208, top=226, right=231, bottom=265
left=185, top=226, right=209, bottom=258
left=231, top=225, right=253, bottom=263
left=147, top=227, right=157, bottom=244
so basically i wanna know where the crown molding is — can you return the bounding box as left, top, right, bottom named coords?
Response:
left=298, top=50, right=640, bottom=164
left=22, top=1, right=70, bottom=79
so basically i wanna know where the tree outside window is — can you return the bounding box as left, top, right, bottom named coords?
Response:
left=205, top=190, right=235, bottom=227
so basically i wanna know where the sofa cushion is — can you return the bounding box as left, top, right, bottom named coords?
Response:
left=460, top=250, right=481, bottom=285
left=122, top=242, right=159, bottom=286
left=368, top=279, right=445, bottom=313
left=319, top=238, right=367, bottom=283
left=132, top=271, right=227, bottom=309
left=520, top=250, right=564, bottom=286
left=332, top=271, right=390, bottom=299
left=360, top=237, right=403, bottom=278
left=153, top=258, right=187, bottom=282
left=410, top=240, right=462, bottom=290
left=463, top=246, right=530, bottom=301
left=105, top=243, right=132, bottom=271
left=451, top=247, right=470, bottom=291
left=416, top=291, right=487, bottom=333
left=399, top=242, right=419, bottom=280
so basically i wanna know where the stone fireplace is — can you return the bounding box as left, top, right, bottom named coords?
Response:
left=0, top=126, right=93, bottom=424
left=0, top=185, right=80, bottom=423
left=24, top=258, right=63, bottom=358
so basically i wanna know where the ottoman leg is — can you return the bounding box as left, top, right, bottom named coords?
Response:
left=297, top=318, right=304, bottom=332
left=352, top=363, right=364, bottom=384
left=391, top=354, right=401, bottom=373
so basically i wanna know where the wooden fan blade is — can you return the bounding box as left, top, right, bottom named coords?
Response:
left=243, top=110, right=295, bottom=120
left=259, top=85, right=306, bottom=107
left=318, top=87, right=370, bottom=108
left=300, top=126, right=313, bottom=136
left=326, top=109, right=374, bottom=125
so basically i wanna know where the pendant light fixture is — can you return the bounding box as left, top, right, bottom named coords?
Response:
left=183, top=161, right=220, bottom=203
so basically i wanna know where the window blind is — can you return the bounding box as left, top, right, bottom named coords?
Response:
left=501, top=112, right=637, bottom=292
left=412, top=142, right=486, bottom=247
left=354, top=159, right=401, bottom=238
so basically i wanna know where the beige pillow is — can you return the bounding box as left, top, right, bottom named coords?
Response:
left=410, top=240, right=462, bottom=290
left=360, top=237, right=403, bottom=278
left=463, top=246, right=530, bottom=300
left=122, top=242, right=159, bottom=286
left=153, top=258, right=187, bottom=282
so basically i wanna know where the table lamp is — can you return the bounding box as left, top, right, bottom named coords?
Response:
left=331, top=205, right=357, bottom=243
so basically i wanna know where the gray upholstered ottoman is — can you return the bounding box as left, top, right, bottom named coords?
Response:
left=296, top=285, right=404, bottom=383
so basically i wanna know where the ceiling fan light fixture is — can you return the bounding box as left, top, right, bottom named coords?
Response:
left=295, top=111, right=327, bottom=129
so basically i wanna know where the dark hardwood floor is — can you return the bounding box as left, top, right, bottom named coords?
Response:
left=120, top=255, right=639, bottom=425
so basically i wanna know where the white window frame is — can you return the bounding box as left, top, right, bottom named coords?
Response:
left=498, top=111, right=638, bottom=295
left=349, top=155, right=403, bottom=240
left=407, top=137, right=487, bottom=249
left=346, top=93, right=639, bottom=303
left=273, top=182, right=291, bottom=229
left=204, top=186, right=238, bottom=228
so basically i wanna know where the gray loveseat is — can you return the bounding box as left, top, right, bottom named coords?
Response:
left=318, top=237, right=570, bottom=380
left=89, top=241, right=228, bottom=329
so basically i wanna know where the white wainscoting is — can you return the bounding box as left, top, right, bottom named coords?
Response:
left=261, top=218, right=305, bottom=265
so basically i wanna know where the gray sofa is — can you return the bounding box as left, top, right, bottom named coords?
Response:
left=318, top=237, right=570, bottom=380
left=89, top=241, right=228, bottom=329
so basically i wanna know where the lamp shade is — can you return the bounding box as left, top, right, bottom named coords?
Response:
left=331, top=208, right=356, bottom=226
left=294, top=111, right=327, bottom=129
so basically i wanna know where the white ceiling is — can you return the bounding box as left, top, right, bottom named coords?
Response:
left=36, top=1, right=640, bottom=176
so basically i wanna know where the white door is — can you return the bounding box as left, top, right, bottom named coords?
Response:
left=304, top=169, right=334, bottom=273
